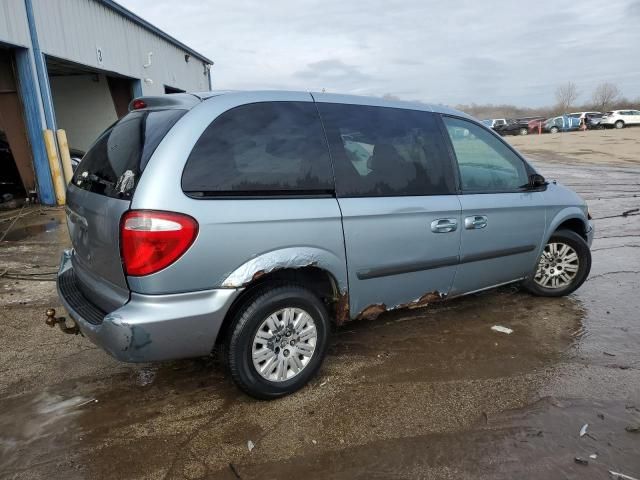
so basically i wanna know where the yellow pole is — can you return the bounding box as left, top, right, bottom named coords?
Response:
left=56, top=129, right=74, bottom=184
left=43, top=129, right=66, bottom=205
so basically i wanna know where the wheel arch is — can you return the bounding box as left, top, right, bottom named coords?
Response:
left=214, top=248, right=348, bottom=347
left=523, top=213, right=593, bottom=296
left=545, top=209, right=589, bottom=245
left=523, top=209, right=590, bottom=282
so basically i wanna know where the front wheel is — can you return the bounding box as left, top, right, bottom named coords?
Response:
left=523, top=229, right=591, bottom=297
left=225, top=284, right=330, bottom=399
left=615, top=120, right=624, bottom=129
left=550, top=126, right=559, bottom=134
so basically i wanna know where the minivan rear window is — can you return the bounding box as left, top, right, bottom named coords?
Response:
left=72, top=109, right=186, bottom=199
left=181, top=102, right=334, bottom=196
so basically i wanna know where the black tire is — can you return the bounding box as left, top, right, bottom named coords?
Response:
left=519, top=127, right=528, bottom=136
left=523, top=229, right=591, bottom=297
left=550, top=126, right=559, bottom=134
left=225, top=283, right=330, bottom=399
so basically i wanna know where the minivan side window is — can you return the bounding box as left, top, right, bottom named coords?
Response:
left=443, top=116, right=528, bottom=193
left=182, top=102, right=333, bottom=195
left=317, top=103, right=456, bottom=197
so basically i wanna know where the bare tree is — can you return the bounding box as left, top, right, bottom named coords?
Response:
left=592, top=82, right=620, bottom=112
left=555, top=82, right=579, bottom=113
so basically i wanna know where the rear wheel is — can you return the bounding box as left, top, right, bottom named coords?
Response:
left=225, top=284, right=330, bottom=399
left=615, top=120, right=624, bottom=129
left=519, top=127, right=528, bottom=136
left=523, top=229, right=591, bottom=297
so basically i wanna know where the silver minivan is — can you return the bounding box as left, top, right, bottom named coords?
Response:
left=56, top=91, right=594, bottom=398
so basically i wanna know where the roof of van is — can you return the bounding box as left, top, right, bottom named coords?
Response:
left=131, top=90, right=473, bottom=119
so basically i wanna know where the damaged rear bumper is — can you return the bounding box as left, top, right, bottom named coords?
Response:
left=56, top=250, right=241, bottom=362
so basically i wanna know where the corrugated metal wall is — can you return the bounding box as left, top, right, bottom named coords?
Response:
left=0, top=0, right=31, bottom=47
left=31, top=0, right=210, bottom=94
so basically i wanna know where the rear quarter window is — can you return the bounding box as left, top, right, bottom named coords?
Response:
left=73, top=109, right=186, bottom=199
left=181, top=102, right=334, bottom=196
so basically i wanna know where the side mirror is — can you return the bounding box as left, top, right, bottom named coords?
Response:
left=528, top=173, right=546, bottom=188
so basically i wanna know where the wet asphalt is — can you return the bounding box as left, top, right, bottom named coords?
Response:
left=0, top=136, right=639, bottom=479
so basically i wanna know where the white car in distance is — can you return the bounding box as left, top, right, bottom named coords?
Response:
left=600, top=110, right=640, bottom=129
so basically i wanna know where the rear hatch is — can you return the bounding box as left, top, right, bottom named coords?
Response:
left=66, top=105, right=188, bottom=313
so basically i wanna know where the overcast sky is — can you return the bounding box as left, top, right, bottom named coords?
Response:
left=119, top=0, right=640, bottom=107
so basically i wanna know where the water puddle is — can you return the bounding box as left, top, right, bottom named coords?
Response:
left=0, top=392, right=93, bottom=472
left=2, top=220, right=62, bottom=242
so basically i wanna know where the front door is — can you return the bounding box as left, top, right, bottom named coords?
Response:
left=315, top=99, right=461, bottom=318
left=441, top=116, right=547, bottom=295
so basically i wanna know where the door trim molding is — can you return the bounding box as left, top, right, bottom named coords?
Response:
left=357, top=256, right=459, bottom=280
left=459, top=244, right=537, bottom=264
left=357, top=244, right=537, bottom=280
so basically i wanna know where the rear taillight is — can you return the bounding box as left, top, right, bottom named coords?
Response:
left=120, top=210, right=198, bottom=276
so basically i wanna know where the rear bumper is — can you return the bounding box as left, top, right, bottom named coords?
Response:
left=57, top=250, right=241, bottom=362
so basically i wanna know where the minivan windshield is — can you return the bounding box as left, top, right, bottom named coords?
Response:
left=72, top=109, right=186, bottom=199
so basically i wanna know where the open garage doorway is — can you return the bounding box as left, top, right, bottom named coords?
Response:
left=46, top=56, right=136, bottom=155
left=0, top=48, right=34, bottom=209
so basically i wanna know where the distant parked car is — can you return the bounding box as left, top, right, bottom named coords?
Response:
left=481, top=118, right=507, bottom=129
left=543, top=115, right=581, bottom=134
left=494, top=119, right=521, bottom=136
left=527, top=118, right=547, bottom=134
left=494, top=118, right=538, bottom=136
left=585, top=113, right=604, bottom=130
left=568, top=111, right=601, bottom=120
left=600, top=110, right=640, bottom=129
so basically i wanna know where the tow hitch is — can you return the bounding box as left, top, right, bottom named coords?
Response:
left=45, top=308, right=80, bottom=335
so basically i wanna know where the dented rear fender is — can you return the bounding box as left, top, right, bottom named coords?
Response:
left=220, top=246, right=349, bottom=292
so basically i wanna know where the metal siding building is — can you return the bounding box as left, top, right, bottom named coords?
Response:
left=0, top=0, right=213, bottom=205
left=0, top=1, right=30, bottom=47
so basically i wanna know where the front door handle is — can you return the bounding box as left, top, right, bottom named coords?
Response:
left=464, top=215, right=488, bottom=229
left=431, top=218, right=458, bottom=233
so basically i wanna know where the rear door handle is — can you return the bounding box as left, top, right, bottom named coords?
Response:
left=431, top=218, right=458, bottom=233
left=464, top=215, right=488, bottom=229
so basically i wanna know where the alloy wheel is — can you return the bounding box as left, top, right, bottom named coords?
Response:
left=251, top=307, right=317, bottom=382
left=534, top=242, right=580, bottom=289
